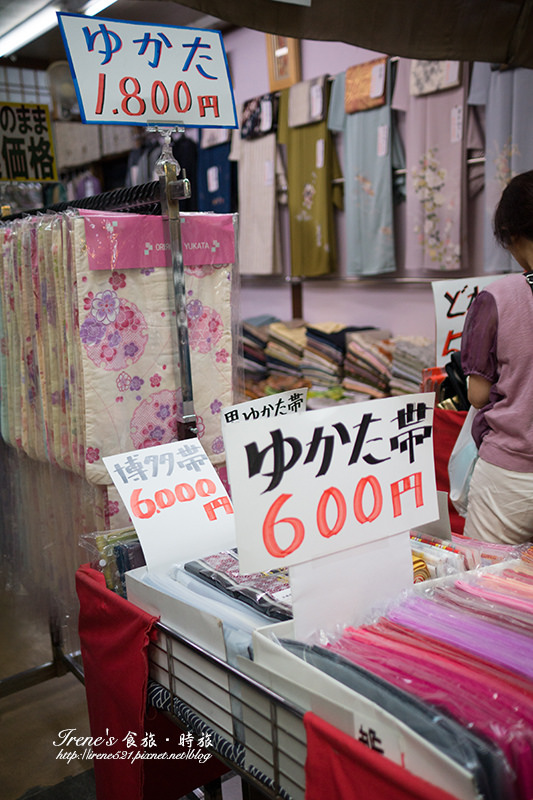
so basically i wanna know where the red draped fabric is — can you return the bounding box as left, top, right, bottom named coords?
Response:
left=304, top=711, right=460, bottom=800
left=433, top=407, right=467, bottom=534
left=76, top=564, right=227, bottom=800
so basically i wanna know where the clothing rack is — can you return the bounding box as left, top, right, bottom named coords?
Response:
left=0, top=175, right=195, bottom=698
left=2, top=179, right=162, bottom=221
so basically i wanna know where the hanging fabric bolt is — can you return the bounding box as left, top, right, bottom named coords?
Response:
left=154, top=126, right=196, bottom=439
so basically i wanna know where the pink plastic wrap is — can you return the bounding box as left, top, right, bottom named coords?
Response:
left=328, top=621, right=533, bottom=800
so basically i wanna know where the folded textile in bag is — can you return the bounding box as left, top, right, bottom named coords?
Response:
left=449, top=405, right=479, bottom=517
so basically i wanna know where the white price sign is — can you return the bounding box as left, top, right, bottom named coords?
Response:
left=103, top=439, right=236, bottom=571
left=57, top=12, right=237, bottom=128
left=431, top=274, right=506, bottom=366
left=224, top=393, right=438, bottom=573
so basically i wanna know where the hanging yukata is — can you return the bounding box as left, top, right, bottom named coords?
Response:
left=0, top=209, right=237, bottom=506
left=328, top=57, right=404, bottom=276
left=75, top=211, right=236, bottom=486
left=230, top=95, right=285, bottom=275
left=0, top=213, right=88, bottom=474
left=196, top=139, right=237, bottom=213
left=468, top=62, right=533, bottom=274
left=392, top=59, right=468, bottom=274
left=277, top=79, right=343, bottom=278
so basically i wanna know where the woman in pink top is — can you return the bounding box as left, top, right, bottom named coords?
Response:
left=461, top=170, right=533, bottom=544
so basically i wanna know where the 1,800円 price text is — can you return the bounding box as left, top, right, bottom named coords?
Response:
left=95, top=73, right=220, bottom=118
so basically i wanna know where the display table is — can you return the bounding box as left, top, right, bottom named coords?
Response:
left=77, top=565, right=468, bottom=800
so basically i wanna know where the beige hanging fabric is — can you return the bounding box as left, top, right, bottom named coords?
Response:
left=0, top=209, right=238, bottom=488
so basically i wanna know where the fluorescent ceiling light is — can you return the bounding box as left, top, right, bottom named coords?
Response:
left=82, top=0, right=118, bottom=16
left=0, top=5, right=60, bottom=58
left=0, top=0, right=118, bottom=60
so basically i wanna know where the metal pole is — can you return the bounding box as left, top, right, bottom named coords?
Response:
left=155, top=129, right=197, bottom=439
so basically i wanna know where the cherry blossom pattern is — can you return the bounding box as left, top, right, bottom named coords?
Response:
left=215, top=348, right=229, bottom=363
left=106, top=499, right=120, bottom=518
left=186, top=296, right=223, bottom=354
left=109, top=271, right=127, bottom=291
left=195, top=415, right=205, bottom=439
left=211, top=436, right=225, bottom=455
left=210, top=398, right=222, bottom=415
left=86, top=446, right=100, bottom=464
left=130, top=389, right=182, bottom=449
left=185, top=264, right=216, bottom=278
left=80, top=289, right=148, bottom=371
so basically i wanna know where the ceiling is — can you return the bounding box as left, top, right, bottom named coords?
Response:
left=0, top=0, right=230, bottom=69
left=3, top=0, right=533, bottom=71
left=169, top=0, right=533, bottom=69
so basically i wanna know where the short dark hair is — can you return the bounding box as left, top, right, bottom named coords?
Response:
left=493, top=170, right=533, bottom=248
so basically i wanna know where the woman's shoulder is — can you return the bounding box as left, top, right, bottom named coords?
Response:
left=485, top=272, right=528, bottom=296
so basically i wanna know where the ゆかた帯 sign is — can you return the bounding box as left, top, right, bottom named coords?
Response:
left=223, top=393, right=438, bottom=573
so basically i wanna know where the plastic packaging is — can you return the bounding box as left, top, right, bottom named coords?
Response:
left=142, top=565, right=279, bottom=665
left=448, top=404, right=479, bottom=516
left=80, top=527, right=144, bottom=596
left=280, top=637, right=513, bottom=800
left=409, top=536, right=467, bottom=578
left=183, top=548, right=292, bottom=621
left=327, top=622, right=533, bottom=800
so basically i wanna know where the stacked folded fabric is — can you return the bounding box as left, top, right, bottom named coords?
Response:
left=265, top=320, right=307, bottom=379
left=300, top=324, right=346, bottom=388
left=241, top=315, right=278, bottom=384
left=389, top=336, right=435, bottom=395
left=304, top=324, right=371, bottom=388
left=244, top=373, right=312, bottom=401
left=342, top=329, right=393, bottom=399
left=0, top=210, right=237, bottom=486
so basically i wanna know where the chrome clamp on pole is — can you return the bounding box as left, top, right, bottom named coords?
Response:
left=152, top=125, right=197, bottom=439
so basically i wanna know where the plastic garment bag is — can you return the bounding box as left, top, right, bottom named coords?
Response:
left=448, top=405, right=479, bottom=517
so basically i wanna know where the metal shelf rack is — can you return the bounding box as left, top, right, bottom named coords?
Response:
left=148, top=621, right=307, bottom=800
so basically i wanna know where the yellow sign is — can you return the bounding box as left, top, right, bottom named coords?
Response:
left=0, top=101, right=58, bottom=182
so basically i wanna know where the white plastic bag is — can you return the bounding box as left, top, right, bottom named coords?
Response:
left=448, top=405, right=479, bottom=517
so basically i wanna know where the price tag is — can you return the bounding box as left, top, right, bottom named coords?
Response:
left=207, top=165, right=219, bottom=193
left=310, top=83, right=324, bottom=120
left=316, top=137, right=325, bottom=169
left=450, top=105, right=463, bottom=144
left=260, top=98, right=273, bottom=132
left=377, top=124, right=389, bottom=157
left=444, top=61, right=460, bottom=86
left=103, top=439, right=236, bottom=571
left=223, top=393, right=439, bottom=573
left=57, top=12, right=237, bottom=128
left=369, top=61, right=386, bottom=99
